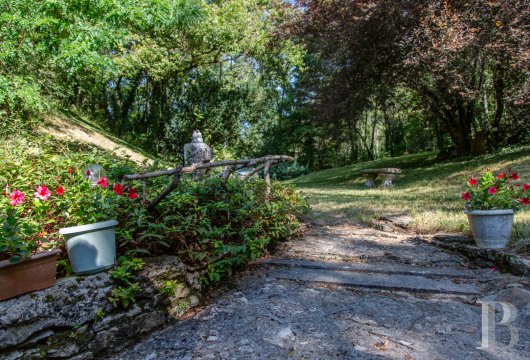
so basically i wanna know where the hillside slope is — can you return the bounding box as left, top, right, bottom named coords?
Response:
left=39, top=112, right=156, bottom=166
left=288, top=146, right=530, bottom=249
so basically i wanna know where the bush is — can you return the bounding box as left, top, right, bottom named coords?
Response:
left=0, top=134, right=308, bottom=282
left=118, top=176, right=308, bottom=283
left=270, top=161, right=308, bottom=180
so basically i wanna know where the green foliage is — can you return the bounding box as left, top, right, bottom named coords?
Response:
left=462, top=170, right=528, bottom=211
left=118, top=176, right=308, bottom=284
left=0, top=207, right=42, bottom=263
left=0, top=134, right=143, bottom=263
left=271, top=162, right=308, bottom=180
left=0, top=0, right=303, bottom=162
left=0, top=132, right=307, bottom=285
left=108, top=256, right=144, bottom=308
left=161, top=280, right=179, bottom=296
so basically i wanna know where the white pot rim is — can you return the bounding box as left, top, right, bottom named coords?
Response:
left=464, top=209, right=514, bottom=215
left=59, top=220, right=118, bottom=235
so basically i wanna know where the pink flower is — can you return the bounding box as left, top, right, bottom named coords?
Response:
left=488, top=187, right=498, bottom=195
left=461, top=192, right=472, bottom=201
left=56, top=186, right=65, bottom=196
left=468, top=177, right=477, bottom=186
left=112, top=183, right=124, bottom=195
left=128, top=188, right=138, bottom=199
left=489, top=266, right=497, bottom=272
left=9, top=190, right=25, bottom=206
left=523, top=184, right=530, bottom=191
left=34, top=184, right=52, bottom=200
left=97, top=177, right=109, bottom=188
left=519, top=198, right=530, bottom=205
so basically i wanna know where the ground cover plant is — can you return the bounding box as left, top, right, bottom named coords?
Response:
left=288, top=145, right=530, bottom=252
left=0, top=133, right=307, bottom=282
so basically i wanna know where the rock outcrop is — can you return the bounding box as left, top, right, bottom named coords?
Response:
left=0, top=256, right=202, bottom=359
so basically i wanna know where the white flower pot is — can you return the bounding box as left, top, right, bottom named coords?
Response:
left=465, top=209, right=514, bottom=249
left=59, top=220, right=118, bottom=275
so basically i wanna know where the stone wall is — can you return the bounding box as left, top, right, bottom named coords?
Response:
left=0, top=256, right=203, bottom=359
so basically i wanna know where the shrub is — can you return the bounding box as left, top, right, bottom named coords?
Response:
left=118, top=176, right=308, bottom=283
left=270, top=161, right=308, bottom=180
left=0, top=135, right=308, bottom=283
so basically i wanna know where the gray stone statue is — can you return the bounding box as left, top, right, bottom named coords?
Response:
left=183, top=130, right=213, bottom=179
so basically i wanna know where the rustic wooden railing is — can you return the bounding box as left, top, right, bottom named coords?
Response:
left=124, top=155, right=293, bottom=209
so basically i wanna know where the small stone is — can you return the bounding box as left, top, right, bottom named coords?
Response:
left=238, top=345, right=254, bottom=353
left=190, top=295, right=200, bottom=307
left=206, top=336, right=218, bottom=342
left=354, top=345, right=367, bottom=351
left=69, top=352, right=94, bottom=360
left=21, top=329, right=55, bottom=346
left=48, top=344, right=80, bottom=358
left=264, top=327, right=296, bottom=349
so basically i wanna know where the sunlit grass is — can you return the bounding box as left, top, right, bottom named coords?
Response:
left=288, top=146, right=530, bottom=251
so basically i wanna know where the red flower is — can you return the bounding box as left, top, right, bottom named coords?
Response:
left=128, top=188, right=138, bottom=199
left=497, top=173, right=504, bottom=179
left=113, top=183, right=124, bottom=195
left=97, top=177, right=109, bottom=188
left=9, top=190, right=25, bottom=206
left=86, top=170, right=91, bottom=176
left=523, top=184, right=530, bottom=191
left=511, top=172, right=519, bottom=181
left=468, top=177, right=477, bottom=186
left=68, top=168, right=74, bottom=175
left=519, top=198, right=530, bottom=205
left=461, top=192, right=472, bottom=201
left=56, top=186, right=65, bottom=196
left=34, top=184, right=52, bottom=200
left=488, top=187, right=498, bottom=195
left=2, top=184, right=7, bottom=196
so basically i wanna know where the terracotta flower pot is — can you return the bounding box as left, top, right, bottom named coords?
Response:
left=0, top=249, right=61, bottom=301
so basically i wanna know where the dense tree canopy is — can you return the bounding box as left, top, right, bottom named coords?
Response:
left=1, top=0, right=528, bottom=168
left=264, top=0, right=529, bottom=169
left=0, top=0, right=302, bottom=160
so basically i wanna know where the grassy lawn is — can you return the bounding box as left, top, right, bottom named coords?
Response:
left=287, top=146, right=530, bottom=251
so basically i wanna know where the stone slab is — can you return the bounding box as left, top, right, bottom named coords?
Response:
left=257, top=258, right=476, bottom=279
left=264, top=267, right=479, bottom=295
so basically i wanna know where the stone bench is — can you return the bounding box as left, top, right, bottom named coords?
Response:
left=360, top=168, right=402, bottom=188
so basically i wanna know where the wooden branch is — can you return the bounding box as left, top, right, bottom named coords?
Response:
left=124, top=168, right=178, bottom=181
left=241, top=163, right=266, bottom=180
left=221, top=165, right=236, bottom=183
left=124, top=156, right=293, bottom=181
left=263, top=161, right=271, bottom=199
left=124, top=155, right=293, bottom=209
left=147, top=169, right=182, bottom=210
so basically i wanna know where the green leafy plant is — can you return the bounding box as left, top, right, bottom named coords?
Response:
left=461, top=169, right=529, bottom=210
left=161, top=280, right=179, bottom=296
left=0, top=207, right=42, bottom=263
left=108, top=284, right=141, bottom=309
left=94, top=308, right=105, bottom=322
left=108, top=256, right=144, bottom=308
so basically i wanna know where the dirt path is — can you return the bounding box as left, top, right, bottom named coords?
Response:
left=110, top=218, right=530, bottom=359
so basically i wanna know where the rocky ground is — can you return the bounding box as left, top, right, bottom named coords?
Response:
left=110, top=217, right=530, bottom=360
